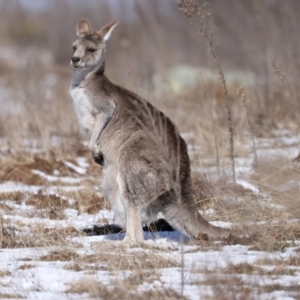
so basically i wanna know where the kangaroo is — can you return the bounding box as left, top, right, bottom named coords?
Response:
left=69, top=19, right=232, bottom=246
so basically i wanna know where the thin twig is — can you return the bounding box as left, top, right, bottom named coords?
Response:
left=237, top=86, right=258, bottom=172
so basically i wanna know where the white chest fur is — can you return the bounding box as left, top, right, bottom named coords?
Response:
left=70, top=87, right=95, bottom=132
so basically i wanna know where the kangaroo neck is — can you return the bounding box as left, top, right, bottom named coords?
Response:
left=71, top=60, right=105, bottom=88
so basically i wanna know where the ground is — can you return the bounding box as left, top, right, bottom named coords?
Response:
left=1, top=130, right=300, bottom=300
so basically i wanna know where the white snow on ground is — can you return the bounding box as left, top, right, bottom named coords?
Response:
left=2, top=235, right=299, bottom=299
left=0, top=181, right=84, bottom=194
left=236, top=179, right=260, bottom=194
left=76, top=157, right=89, bottom=169
left=63, top=161, right=86, bottom=175
left=31, top=170, right=83, bottom=184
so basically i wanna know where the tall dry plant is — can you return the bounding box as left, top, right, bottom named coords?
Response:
left=237, top=86, right=258, bottom=172
left=272, top=58, right=300, bottom=130
left=178, top=0, right=236, bottom=184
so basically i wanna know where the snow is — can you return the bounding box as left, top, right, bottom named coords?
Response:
left=32, top=170, right=82, bottom=184
left=236, top=179, right=260, bottom=194
left=76, top=157, right=89, bottom=169
left=63, top=161, right=86, bottom=175
left=0, top=181, right=84, bottom=194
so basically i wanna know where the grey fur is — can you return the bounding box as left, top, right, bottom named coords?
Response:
left=69, top=19, right=231, bottom=245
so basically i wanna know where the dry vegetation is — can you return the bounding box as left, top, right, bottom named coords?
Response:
left=0, top=0, right=300, bottom=299
left=67, top=276, right=186, bottom=300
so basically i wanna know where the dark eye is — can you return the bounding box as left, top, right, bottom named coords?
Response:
left=87, top=48, right=97, bottom=53
left=72, top=46, right=76, bottom=52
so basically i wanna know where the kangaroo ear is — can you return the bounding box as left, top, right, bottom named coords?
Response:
left=77, top=19, right=92, bottom=36
left=97, top=21, right=119, bottom=42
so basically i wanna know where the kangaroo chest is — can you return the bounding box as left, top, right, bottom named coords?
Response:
left=70, top=86, right=95, bottom=132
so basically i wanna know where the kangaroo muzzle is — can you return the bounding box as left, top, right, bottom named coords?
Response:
left=71, top=56, right=80, bottom=67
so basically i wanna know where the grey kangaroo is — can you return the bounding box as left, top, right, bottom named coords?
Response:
left=69, top=19, right=231, bottom=246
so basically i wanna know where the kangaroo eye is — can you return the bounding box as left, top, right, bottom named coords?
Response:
left=87, top=48, right=97, bottom=53
left=72, top=46, right=76, bottom=52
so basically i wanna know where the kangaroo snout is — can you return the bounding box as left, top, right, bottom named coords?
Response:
left=71, top=56, right=80, bottom=66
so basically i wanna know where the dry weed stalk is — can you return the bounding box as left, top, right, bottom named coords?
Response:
left=272, top=58, right=300, bottom=130
left=211, top=117, right=221, bottom=178
left=200, top=71, right=221, bottom=178
left=178, top=0, right=236, bottom=184
left=236, top=86, right=258, bottom=172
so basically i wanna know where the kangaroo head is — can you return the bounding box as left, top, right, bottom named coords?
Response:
left=71, top=19, right=118, bottom=70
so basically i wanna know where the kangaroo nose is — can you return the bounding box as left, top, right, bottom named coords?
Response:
left=72, top=57, right=80, bottom=63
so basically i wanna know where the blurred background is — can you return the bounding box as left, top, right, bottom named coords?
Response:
left=0, top=0, right=300, bottom=149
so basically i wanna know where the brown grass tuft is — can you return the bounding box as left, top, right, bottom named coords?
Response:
left=0, top=192, right=25, bottom=204
left=201, top=276, right=257, bottom=300
left=0, top=154, right=86, bottom=184
left=76, top=251, right=179, bottom=272
left=40, top=249, right=79, bottom=262
left=1, top=222, right=81, bottom=249
left=18, top=264, right=35, bottom=270
left=0, top=293, right=24, bottom=299
left=25, top=190, right=70, bottom=219
left=0, top=166, right=46, bottom=185
left=67, top=276, right=186, bottom=299
left=0, top=269, right=11, bottom=276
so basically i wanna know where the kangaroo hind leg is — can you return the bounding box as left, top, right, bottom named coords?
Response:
left=116, top=173, right=144, bottom=246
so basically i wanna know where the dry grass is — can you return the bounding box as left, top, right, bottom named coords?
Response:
left=192, top=261, right=299, bottom=299
left=0, top=270, right=11, bottom=277
left=0, top=166, right=46, bottom=186
left=224, top=262, right=297, bottom=277
left=1, top=222, right=82, bottom=249
left=0, top=154, right=84, bottom=180
left=263, top=284, right=300, bottom=294
left=191, top=276, right=257, bottom=300
left=67, top=276, right=186, bottom=299
left=83, top=194, right=109, bottom=214
left=40, top=249, right=80, bottom=262
left=256, top=255, right=300, bottom=268
left=0, top=293, right=24, bottom=299
left=66, top=186, right=110, bottom=214
left=18, top=263, right=35, bottom=270
left=61, top=248, right=184, bottom=299
left=0, top=192, right=24, bottom=205
left=75, top=251, right=180, bottom=272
